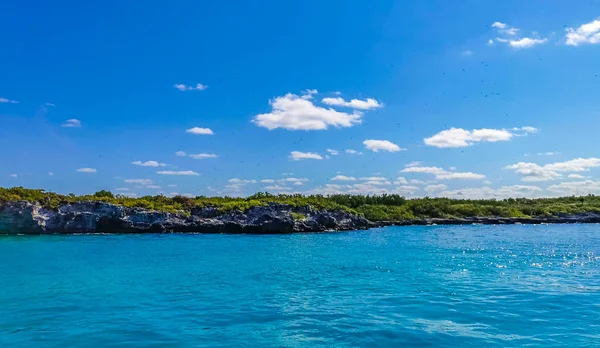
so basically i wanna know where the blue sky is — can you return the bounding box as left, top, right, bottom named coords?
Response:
left=2, top=1, right=600, bottom=198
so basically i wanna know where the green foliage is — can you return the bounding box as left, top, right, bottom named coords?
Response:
left=290, top=212, right=307, bottom=221
left=3, top=186, right=600, bottom=222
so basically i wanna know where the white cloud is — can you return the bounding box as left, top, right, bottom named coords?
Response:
left=0, top=97, right=19, bottom=103
left=547, top=180, right=600, bottom=195
left=145, top=185, right=161, bottom=189
left=321, top=97, right=383, bottom=110
left=505, top=157, right=600, bottom=182
left=568, top=174, right=586, bottom=179
left=48, top=172, right=54, bottom=176
left=401, top=165, right=485, bottom=180
left=264, top=185, right=292, bottom=192
left=175, top=151, right=187, bottom=157
left=174, top=83, right=207, bottom=91
left=189, top=153, right=218, bottom=159
left=115, top=188, right=129, bottom=191
left=565, top=18, right=600, bottom=46
left=9, top=174, right=17, bottom=178
left=488, top=39, right=494, bottom=45
left=309, top=183, right=419, bottom=196
left=125, top=179, right=153, bottom=185
left=424, top=127, right=536, bottom=148
left=483, top=180, right=492, bottom=185
left=424, top=184, right=448, bottom=193
left=186, top=127, right=214, bottom=135
left=44, top=103, right=55, bottom=107
left=409, top=179, right=427, bottom=185
left=537, top=151, right=559, bottom=156
left=359, top=176, right=387, bottom=181
left=326, top=149, right=339, bottom=155
left=345, top=149, right=363, bottom=155
left=395, top=177, right=409, bottom=184
left=508, top=37, right=547, bottom=48
left=492, top=22, right=507, bottom=29
left=363, top=139, right=404, bottom=152
left=405, top=161, right=422, bottom=168
left=462, top=50, right=473, bottom=56
left=281, top=177, right=308, bottom=183
left=62, top=119, right=82, bottom=128
left=289, top=151, right=323, bottom=161
left=132, top=160, right=167, bottom=167
left=438, top=185, right=543, bottom=199
left=252, top=93, right=362, bottom=130
left=261, top=179, right=275, bottom=183
left=157, top=170, right=199, bottom=176
left=292, top=181, right=304, bottom=186
left=228, top=178, right=257, bottom=184
left=76, top=168, right=96, bottom=173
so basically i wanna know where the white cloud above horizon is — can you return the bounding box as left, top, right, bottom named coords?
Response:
left=565, top=18, right=600, bottom=46
left=189, top=153, right=218, bottom=159
left=424, top=126, right=537, bottom=148
left=363, top=139, right=404, bottom=152
left=157, top=170, right=199, bottom=176
left=62, top=119, right=82, bottom=128
left=0, top=97, right=19, bottom=103
left=321, top=97, right=382, bottom=110
left=491, top=22, right=547, bottom=48
left=401, top=165, right=485, bottom=180
left=505, top=157, right=600, bottom=182
left=76, top=168, right=96, bottom=173
left=252, top=92, right=363, bottom=130
left=186, top=127, right=214, bottom=135
left=289, top=151, right=323, bottom=160
left=174, top=83, right=208, bottom=91
left=132, top=160, right=167, bottom=167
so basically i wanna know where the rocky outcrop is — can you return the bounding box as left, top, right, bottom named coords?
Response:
left=0, top=201, right=370, bottom=234
left=373, top=213, right=600, bottom=227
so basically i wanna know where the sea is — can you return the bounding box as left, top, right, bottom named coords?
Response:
left=1, top=224, right=599, bottom=347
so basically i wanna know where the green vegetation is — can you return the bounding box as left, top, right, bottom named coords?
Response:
left=2, top=187, right=600, bottom=221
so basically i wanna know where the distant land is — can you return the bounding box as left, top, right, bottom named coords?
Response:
left=2, top=187, right=600, bottom=234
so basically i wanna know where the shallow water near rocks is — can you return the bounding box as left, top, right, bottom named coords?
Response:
left=1, top=224, right=599, bottom=347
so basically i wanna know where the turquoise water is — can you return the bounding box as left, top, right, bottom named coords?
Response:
left=1, top=225, right=599, bottom=347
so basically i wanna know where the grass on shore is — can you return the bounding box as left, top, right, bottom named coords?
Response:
left=2, top=186, right=600, bottom=222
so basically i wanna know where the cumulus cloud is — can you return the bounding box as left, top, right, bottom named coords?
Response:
left=568, top=174, right=586, bottom=179
left=62, top=119, right=82, bottom=128
left=438, top=185, right=543, bottom=199
left=174, top=83, right=207, bottom=91
left=309, top=183, right=419, bottom=196
left=76, top=168, right=96, bottom=173
left=547, top=180, right=600, bottom=195
left=424, top=127, right=536, bottom=148
left=395, top=177, right=409, bottom=184
left=363, top=139, right=404, bottom=152
left=359, top=176, right=387, bottom=181
left=565, top=18, right=600, bottom=46
left=345, top=149, right=363, bottom=155
left=261, top=179, right=275, bottom=183
left=401, top=165, right=485, bottom=180
left=189, top=153, right=218, bottom=159
left=321, top=97, right=383, bottom=110
left=507, top=37, right=547, bottom=48
left=186, top=127, right=214, bottom=135
left=491, top=22, right=546, bottom=48
left=424, top=184, right=448, bottom=193
left=132, top=160, right=167, bottom=167
left=252, top=93, right=362, bottom=130
left=157, top=170, right=199, bottom=176
left=228, top=178, right=257, bottom=184
left=327, top=149, right=339, bottom=155
left=505, top=157, right=600, bottom=182
left=125, top=179, right=153, bottom=185
left=289, top=151, right=323, bottom=161
left=175, top=151, right=187, bottom=157
left=0, top=97, right=19, bottom=103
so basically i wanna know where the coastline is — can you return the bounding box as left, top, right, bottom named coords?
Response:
left=2, top=200, right=600, bottom=235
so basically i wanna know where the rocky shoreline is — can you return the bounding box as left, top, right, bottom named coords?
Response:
left=1, top=200, right=600, bottom=235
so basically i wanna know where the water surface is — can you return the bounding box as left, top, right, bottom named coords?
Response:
left=1, top=224, right=599, bottom=347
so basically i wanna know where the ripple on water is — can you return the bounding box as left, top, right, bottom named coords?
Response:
left=1, top=224, right=599, bottom=347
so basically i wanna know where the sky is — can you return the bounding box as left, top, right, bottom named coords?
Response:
left=2, top=1, right=600, bottom=199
